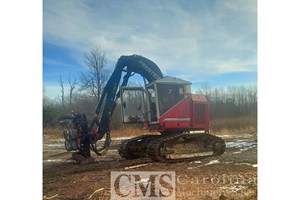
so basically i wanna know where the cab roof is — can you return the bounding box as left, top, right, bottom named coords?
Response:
left=152, top=76, right=191, bottom=85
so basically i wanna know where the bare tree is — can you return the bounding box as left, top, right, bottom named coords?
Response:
left=58, top=75, right=65, bottom=111
left=197, top=82, right=211, bottom=95
left=80, top=47, right=110, bottom=100
left=68, top=73, right=78, bottom=110
left=195, top=85, right=257, bottom=119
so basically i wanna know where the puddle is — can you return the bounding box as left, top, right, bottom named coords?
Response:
left=188, top=160, right=220, bottom=169
left=189, top=160, right=202, bottom=164
left=43, top=142, right=65, bottom=148
left=204, top=159, right=220, bottom=166
left=219, top=133, right=255, bottom=139
left=43, top=159, right=77, bottom=163
left=235, top=163, right=257, bottom=168
left=188, top=160, right=256, bottom=170
left=225, top=141, right=257, bottom=149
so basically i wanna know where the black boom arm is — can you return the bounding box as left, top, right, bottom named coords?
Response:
left=89, top=55, right=164, bottom=155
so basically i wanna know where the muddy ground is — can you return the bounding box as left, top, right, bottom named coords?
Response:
left=43, top=132, right=257, bottom=200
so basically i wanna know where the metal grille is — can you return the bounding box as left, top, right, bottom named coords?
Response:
left=194, top=103, right=205, bottom=125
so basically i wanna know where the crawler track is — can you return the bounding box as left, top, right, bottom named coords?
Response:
left=118, top=133, right=225, bottom=162
left=118, top=135, right=158, bottom=159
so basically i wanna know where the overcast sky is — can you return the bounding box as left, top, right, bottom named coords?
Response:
left=43, top=0, right=257, bottom=98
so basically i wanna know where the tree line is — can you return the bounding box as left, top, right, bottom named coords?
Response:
left=43, top=47, right=257, bottom=129
left=196, top=85, right=257, bottom=119
left=43, top=85, right=257, bottom=129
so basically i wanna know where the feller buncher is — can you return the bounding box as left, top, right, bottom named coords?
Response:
left=62, top=55, right=225, bottom=162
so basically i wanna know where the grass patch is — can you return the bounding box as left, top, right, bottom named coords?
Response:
left=43, top=128, right=64, bottom=142
left=43, top=116, right=257, bottom=141
left=210, top=116, right=257, bottom=135
left=111, top=126, right=160, bottom=138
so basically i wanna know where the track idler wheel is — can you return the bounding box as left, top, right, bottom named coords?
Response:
left=212, top=139, right=226, bottom=155
left=118, top=135, right=160, bottom=159
left=118, top=140, right=140, bottom=159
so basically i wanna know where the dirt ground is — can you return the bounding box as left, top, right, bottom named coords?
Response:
left=43, top=132, right=257, bottom=200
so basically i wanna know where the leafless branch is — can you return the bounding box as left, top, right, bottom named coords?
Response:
left=80, top=46, right=111, bottom=100
left=58, top=75, right=65, bottom=111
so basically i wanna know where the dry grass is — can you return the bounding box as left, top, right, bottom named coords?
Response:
left=43, top=128, right=64, bottom=142
left=210, top=116, right=257, bottom=135
left=210, top=126, right=257, bottom=135
left=43, top=128, right=63, bottom=135
left=111, top=126, right=160, bottom=138
left=42, top=126, right=159, bottom=142
left=43, top=116, right=257, bottom=141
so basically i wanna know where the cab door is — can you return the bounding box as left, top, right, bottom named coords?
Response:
left=120, top=87, right=145, bottom=123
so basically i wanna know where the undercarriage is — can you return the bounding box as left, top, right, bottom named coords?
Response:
left=118, top=132, right=226, bottom=162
